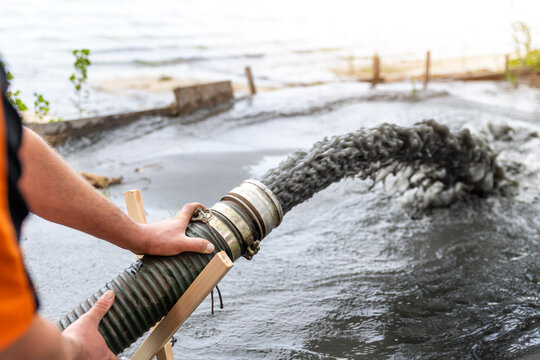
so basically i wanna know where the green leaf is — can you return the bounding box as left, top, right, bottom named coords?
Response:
left=16, top=100, right=28, bottom=111
left=82, top=49, right=90, bottom=55
left=6, top=71, right=13, bottom=80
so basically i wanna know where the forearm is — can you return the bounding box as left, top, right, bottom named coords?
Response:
left=0, top=316, right=79, bottom=360
left=18, top=128, right=146, bottom=253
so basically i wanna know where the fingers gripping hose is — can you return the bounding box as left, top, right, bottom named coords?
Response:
left=56, top=180, right=283, bottom=355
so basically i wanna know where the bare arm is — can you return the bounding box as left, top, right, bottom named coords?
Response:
left=0, top=291, right=117, bottom=360
left=18, top=127, right=213, bottom=255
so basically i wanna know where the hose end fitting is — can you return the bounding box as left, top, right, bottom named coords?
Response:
left=208, top=179, right=283, bottom=261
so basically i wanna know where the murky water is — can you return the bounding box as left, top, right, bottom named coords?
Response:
left=2, top=0, right=538, bottom=117
left=21, top=81, right=540, bottom=359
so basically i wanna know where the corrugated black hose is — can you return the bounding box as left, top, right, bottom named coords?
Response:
left=56, top=220, right=234, bottom=355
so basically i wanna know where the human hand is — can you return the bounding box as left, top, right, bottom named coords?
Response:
left=63, top=290, right=117, bottom=360
left=137, top=202, right=215, bottom=256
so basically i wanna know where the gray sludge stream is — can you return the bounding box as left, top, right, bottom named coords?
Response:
left=261, top=120, right=502, bottom=216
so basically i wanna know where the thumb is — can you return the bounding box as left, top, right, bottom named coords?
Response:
left=179, top=236, right=215, bottom=254
left=86, top=290, right=115, bottom=324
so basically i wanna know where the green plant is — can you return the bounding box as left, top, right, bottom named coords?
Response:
left=160, top=201, right=183, bottom=218
left=7, top=90, right=28, bottom=112
left=69, top=49, right=91, bottom=116
left=506, top=21, right=540, bottom=87
left=1, top=62, right=28, bottom=112
left=33, top=92, right=50, bottom=120
left=101, top=187, right=111, bottom=199
left=505, top=70, right=519, bottom=88
left=512, top=21, right=531, bottom=58
left=410, top=78, right=417, bottom=96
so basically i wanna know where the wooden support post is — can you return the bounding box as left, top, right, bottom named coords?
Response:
left=423, top=50, right=431, bottom=89
left=124, top=190, right=174, bottom=360
left=245, top=66, right=257, bottom=95
left=131, top=251, right=233, bottom=360
left=124, top=190, right=146, bottom=261
left=505, top=54, right=510, bottom=72
left=371, top=54, right=381, bottom=88
left=124, top=190, right=147, bottom=224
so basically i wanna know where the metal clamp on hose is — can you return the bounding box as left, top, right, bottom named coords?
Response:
left=208, top=179, right=283, bottom=260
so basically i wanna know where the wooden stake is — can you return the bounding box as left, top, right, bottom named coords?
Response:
left=245, top=66, right=257, bottom=95
left=124, top=190, right=147, bottom=224
left=371, top=54, right=381, bottom=88
left=155, top=345, right=174, bottom=360
left=423, top=50, right=431, bottom=89
left=124, top=190, right=174, bottom=360
left=131, top=251, right=233, bottom=360
left=505, top=54, right=510, bottom=72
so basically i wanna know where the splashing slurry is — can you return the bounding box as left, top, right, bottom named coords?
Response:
left=261, top=120, right=504, bottom=215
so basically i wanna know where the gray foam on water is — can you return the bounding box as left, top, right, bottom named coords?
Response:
left=261, top=119, right=504, bottom=215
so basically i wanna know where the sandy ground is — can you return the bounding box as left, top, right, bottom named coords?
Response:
left=96, top=54, right=513, bottom=96
left=334, top=53, right=509, bottom=81
left=95, top=75, right=279, bottom=97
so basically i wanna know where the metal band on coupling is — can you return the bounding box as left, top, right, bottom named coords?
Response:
left=206, top=213, right=243, bottom=261
left=206, top=179, right=283, bottom=260
left=243, top=179, right=283, bottom=227
left=211, top=202, right=254, bottom=246
left=222, top=179, right=283, bottom=238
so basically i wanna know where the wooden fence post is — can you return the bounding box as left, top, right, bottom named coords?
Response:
left=371, top=54, right=381, bottom=88
left=245, top=66, right=257, bottom=95
left=423, top=50, right=431, bottom=89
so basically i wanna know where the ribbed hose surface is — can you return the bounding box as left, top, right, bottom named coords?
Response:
left=57, top=222, right=232, bottom=355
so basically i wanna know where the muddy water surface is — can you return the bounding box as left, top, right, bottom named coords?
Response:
left=22, top=81, right=540, bottom=359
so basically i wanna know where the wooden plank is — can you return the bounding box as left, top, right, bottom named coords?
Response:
left=124, top=190, right=174, bottom=360
left=245, top=66, right=257, bottom=95
left=156, top=344, right=174, bottom=360
left=131, top=251, right=233, bottom=360
left=173, top=81, right=234, bottom=116
left=124, top=190, right=147, bottom=224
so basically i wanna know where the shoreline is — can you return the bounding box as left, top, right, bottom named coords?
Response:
left=20, top=52, right=537, bottom=126
left=333, top=53, right=509, bottom=82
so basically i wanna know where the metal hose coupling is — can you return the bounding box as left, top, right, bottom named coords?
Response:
left=204, top=179, right=283, bottom=260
